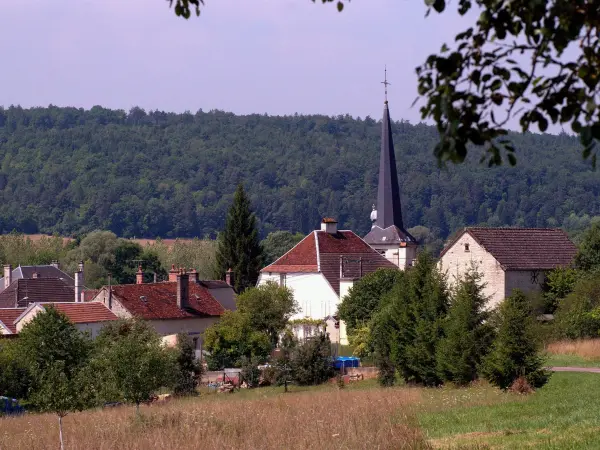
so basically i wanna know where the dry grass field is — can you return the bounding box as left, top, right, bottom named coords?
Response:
left=0, top=387, right=427, bottom=450
left=547, top=339, right=600, bottom=359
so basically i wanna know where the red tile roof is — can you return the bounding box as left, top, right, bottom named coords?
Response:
left=0, top=278, right=75, bottom=308
left=44, top=303, right=118, bottom=324
left=441, top=227, right=577, bottom=270
left=109, top=281, right=225, bottom=320
left=0, top=308, right=24, bottom=333
left=262, top=230, right=397, bottom=294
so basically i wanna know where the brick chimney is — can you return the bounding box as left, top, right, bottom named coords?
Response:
left=169, top=264, right=179, bottom=282
left=75, top=261, right=84, bottom=303
left=321, top=217, right=338, bottom=234
left=177, top=271, right=189, bottom=309
left=136, top=265, right=144, bottom=284
left=188, top=268, right=198, bottom=283
left=226, top=268, right=234, bottom=287
left=3, top=264, right=11, bottom=289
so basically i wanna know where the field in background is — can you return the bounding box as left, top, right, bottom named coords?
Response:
left=545, top=339, right=600, bottom=368
left=3, top=372, right=600, bottom=449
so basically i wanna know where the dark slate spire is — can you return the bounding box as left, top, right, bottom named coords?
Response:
left=376, top=99, right=404, bottom=230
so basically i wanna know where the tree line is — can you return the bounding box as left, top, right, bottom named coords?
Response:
left=0, top=105, right=598, bottom=247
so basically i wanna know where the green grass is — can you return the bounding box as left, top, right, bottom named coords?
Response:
left=418, top=372, right=600, bottom=449
left=545, top=353, right=600, bottom=368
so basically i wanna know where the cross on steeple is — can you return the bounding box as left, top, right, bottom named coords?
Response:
left=381, top=65, right=391, bottom=103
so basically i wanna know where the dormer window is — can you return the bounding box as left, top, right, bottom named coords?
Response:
left=464, top=243, right=470, bottom=252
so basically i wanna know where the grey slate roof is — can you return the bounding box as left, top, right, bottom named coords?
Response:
left=0, top=265, right=75, bottom=294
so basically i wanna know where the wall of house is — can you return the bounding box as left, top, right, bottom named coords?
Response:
left=93, top=290, right=133, bottom=318
left=258, top=272, right=339, bottom=319
left=149, top=317, right=220, bottom=356
left=369, top=243, right=417, bottom=269
left=325, top=316, right=348, bottom=346
left=75, top=322, right=108, bottom=338
left=505, top=270, right=547, bottom=299
left=15, top=305, right=44, bottom=332
left=439, top=233, right=506, bottom=309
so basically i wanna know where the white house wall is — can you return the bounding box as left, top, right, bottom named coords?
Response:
left=258, top=272, right=338, bottom=320
left=439, top=233, right=506, bottom=309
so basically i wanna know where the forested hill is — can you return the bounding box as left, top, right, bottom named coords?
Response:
left=0, top=105, right=597, bottom=244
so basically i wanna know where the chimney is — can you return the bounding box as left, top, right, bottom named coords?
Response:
left=136, top=265, right=144, bottom=284
left=321, top=217, right=338, bottom=234
left=169, top=264, right=178, bottom=282
left=75, top=261, right=84, bottom=303
left=177, top=272, right=189, bottom=309
left=32, top=271, right=40, bottom=279
left=51, top=260, right=60, bottom=269
left=188, top=268, right=198, bottom=283
left=226, top=268, right=234, bottom=287
left=3, top=264, right=11, bottom=289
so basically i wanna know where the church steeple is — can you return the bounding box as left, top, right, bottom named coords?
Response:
left=376, top=69, right=404, bottom=230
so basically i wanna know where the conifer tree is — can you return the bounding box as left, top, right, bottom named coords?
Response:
left=436, top=267, right=494, bottom=386
left=404, top=252, right=449, bottom=386
left=215, top=183, right=264, bottom=292
left=482, top=290, right=550, bottom=390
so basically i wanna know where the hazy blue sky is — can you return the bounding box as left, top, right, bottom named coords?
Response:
left=1, top=0, right=473, bottom=121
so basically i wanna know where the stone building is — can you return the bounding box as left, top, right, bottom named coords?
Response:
left=439, top=227, right=577, bottom=309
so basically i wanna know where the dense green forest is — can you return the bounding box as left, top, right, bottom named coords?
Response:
left=0, top=105, right=598, bottom=245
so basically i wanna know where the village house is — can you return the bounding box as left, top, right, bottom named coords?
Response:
left=257, top=218, right=397, bottom=345
left=439, top=227, right=578, bottom=309
left=0, top=302, right=117, bottom=336
left=0, top=261, right=89, bottom=307
left=92, top=265, right=236, bottom=357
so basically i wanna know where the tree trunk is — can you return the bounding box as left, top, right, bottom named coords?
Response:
left=136, top=402, right=140, bottom=417
left=58, top=415, right=64, bottom=450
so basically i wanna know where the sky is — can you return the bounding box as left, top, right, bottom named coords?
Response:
left=1, top=0, right=475, bottom=121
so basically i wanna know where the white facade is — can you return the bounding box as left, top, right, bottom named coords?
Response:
left=371, top=243, right=418, bottom=269
left=257, top=272, right=348, bottom=344
left=257, top=272, right=339, bottom=320
left=14, top=305, right=110, bottom=338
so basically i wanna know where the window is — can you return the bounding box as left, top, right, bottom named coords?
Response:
left=280, top=273, right=287, bottom=287
left=464, top=243, right=470, bottom=252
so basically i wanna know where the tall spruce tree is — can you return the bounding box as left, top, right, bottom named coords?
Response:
left=482, top=290, right=550, bottom=390
left=437, top=267, right=494, bottom=386
left=215, top=183, right=264, bottom=292
left=404, top=252, right=449, bottom=386
left=373, top=252, right=449, bottom=386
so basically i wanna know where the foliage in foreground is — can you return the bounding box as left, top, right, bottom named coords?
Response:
left=290, top=333, right=335, bottom=386
left=482, top=290, right=550, bottom=390
left=203, top=282, right=297, bottom=369
left=338, top=268, right=405, bottom=333
left=436, top=267, right=495, bottom=386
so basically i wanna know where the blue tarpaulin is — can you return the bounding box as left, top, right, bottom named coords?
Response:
left=0, top=396, right=24, bottom=416
left=333, top=356, right=360, bottom=370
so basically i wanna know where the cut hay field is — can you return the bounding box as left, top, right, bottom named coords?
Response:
left=1, top=372, right=600, bottom=449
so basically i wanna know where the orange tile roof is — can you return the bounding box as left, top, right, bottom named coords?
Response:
left=43, top=302, right=118, bottom=324
left=0, top=308, right=24, bottom=333
left=109, top=281, right=225, bottom=320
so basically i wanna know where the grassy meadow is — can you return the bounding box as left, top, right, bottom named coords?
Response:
left=2, top=371, right=600, bottom=449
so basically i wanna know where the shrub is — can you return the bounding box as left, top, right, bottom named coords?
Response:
left=240, top=356, right=261, bottom=387
left=170, top=333, right=202, bottom=396
left=290, top=333, right=334, bottom=386
left=482, top=290, right=550, bottom=390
